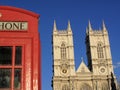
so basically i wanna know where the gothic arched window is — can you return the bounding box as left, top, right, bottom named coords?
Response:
left=80, top=83, right=92, bottom=90
left=97, top=43, right=104, bottom=58
left=62, top=85, right=69, bottom=90
left=101, top=83, right=108, bottom=90
left=61, top=43, right=66, bottom=59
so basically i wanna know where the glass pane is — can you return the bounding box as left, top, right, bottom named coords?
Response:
left=14, top=69, right=21, bottom=89
left=0, top=46, right=12, bottom=65
left=0, top=69, right=11, bottom=89
left=15, top=46, right=22, bottom=65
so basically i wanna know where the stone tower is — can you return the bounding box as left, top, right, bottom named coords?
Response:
left=52, top=20, right=117, bottom=90
left=52, top=21, right=75, bottom=90
left=86, top=21, right=117, bottom=90
left=86, top=21, right=114, bottom=75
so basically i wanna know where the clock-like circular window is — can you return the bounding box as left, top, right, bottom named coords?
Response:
left=62, top=69, right=67, bottom=74
left=100, top=68, right=105, bottom=73
left=99, top=66, right=106, bottom=74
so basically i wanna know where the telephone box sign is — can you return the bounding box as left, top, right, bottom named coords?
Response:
left=0, top=22, right=28, bottom=30
left=0, top=6, right=41, bottom=90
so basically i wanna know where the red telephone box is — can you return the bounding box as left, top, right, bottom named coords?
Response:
left=0, top=6, right=41, bottom=90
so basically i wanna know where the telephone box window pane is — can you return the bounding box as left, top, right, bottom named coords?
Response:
left=15, top=46, right=22, bottom=65
left=0, top=69, right=11, bottom=89
left=14, top=69, right=21, bottom=89
left=0, top=46, right=12, bottom=65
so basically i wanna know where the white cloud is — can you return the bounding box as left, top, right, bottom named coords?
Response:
left=113, top=65, right=117, bottom=69
left=117, top=62, right=120, bottom=65
left=113, top=62, right=120, bottom=69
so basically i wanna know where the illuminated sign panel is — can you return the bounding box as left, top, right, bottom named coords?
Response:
left=0, top=22, right=28, bottom=30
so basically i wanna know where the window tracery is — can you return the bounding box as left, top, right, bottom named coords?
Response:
left=101, top=83, right=108, bottom=90
left=97, top=43, right=104, bottom=58
left=61, top=43, right=66, bottom=59
left=80, top=83, right=92, bottom=90
left=62, top=85, right=69, bottom=90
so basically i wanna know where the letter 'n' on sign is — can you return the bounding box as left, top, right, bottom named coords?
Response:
left=0, top=6, right=41, bottom=90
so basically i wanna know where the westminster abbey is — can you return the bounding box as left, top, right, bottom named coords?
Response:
left=52, top=21, right=117, bottom=90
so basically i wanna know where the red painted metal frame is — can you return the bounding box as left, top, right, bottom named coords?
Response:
left=0, top=6, right=41, bottom=90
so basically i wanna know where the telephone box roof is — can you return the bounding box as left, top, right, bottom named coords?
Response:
left=0, top=6, right=40, bottom=18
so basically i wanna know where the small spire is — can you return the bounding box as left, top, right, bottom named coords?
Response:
left=67, top=20, right=72, bottom=31
left=53, top=20, right=57, bottom=31
left=81, top=57, right=84, bottom=62
left=88, top=20, right=92, bottom=30
left=102, top=20, right=107, bottom=31
left=86, top=27, right=89, bottom=34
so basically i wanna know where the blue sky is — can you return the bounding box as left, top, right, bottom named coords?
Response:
left=0, top=0, right=120, bottom=90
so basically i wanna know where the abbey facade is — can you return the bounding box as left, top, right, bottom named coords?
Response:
left=52, top=21, right=117, bottom=90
